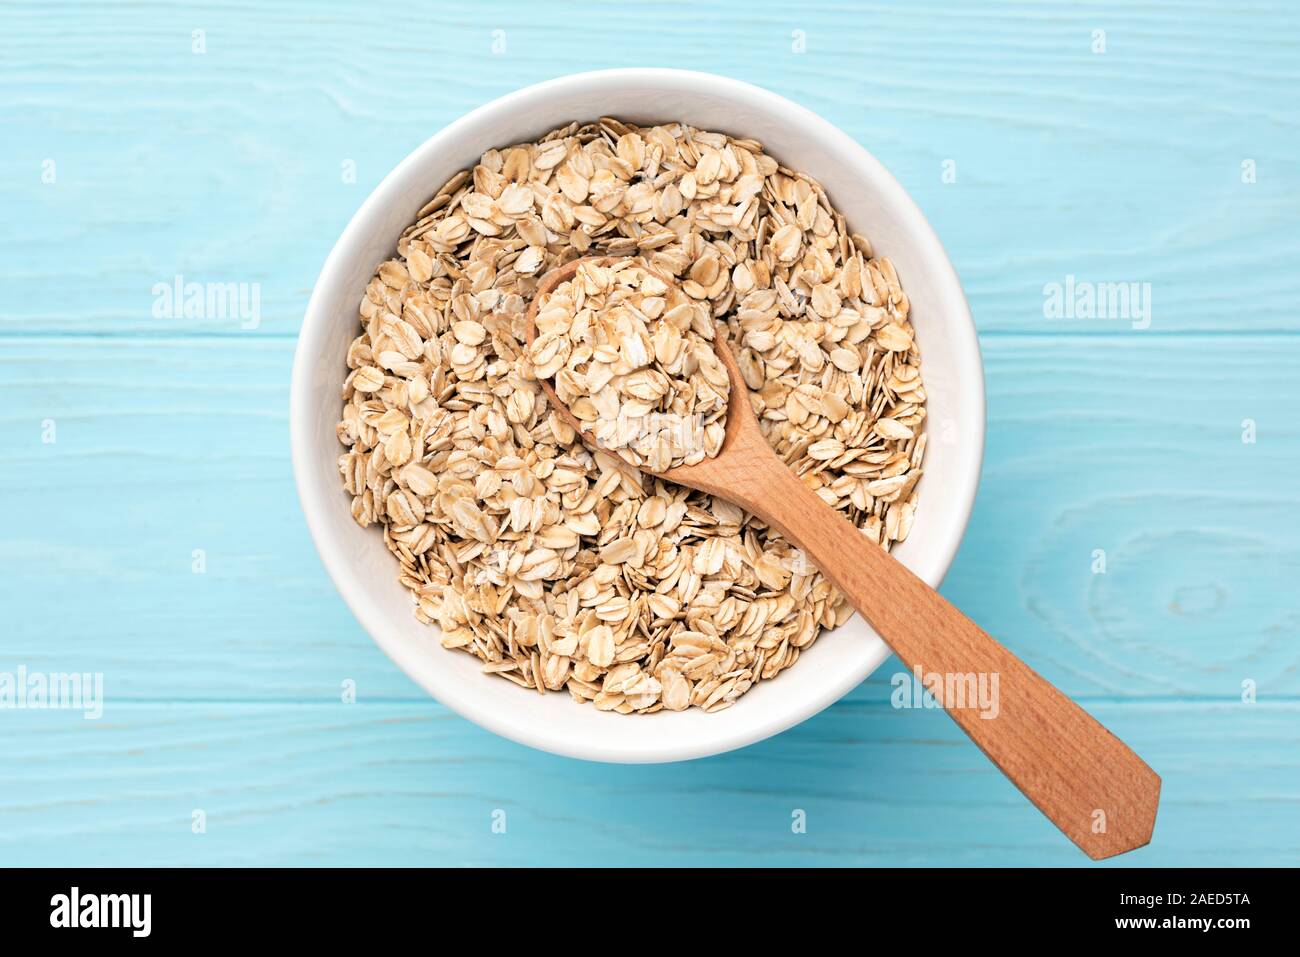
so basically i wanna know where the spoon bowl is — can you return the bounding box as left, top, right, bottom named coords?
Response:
left=523, top=255, right=764, bottom=499
left=526, top=256, right=1162, bottom=860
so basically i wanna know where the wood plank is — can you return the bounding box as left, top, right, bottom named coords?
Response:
left=962, top=335, right=1300, bottom=698
left=2, top=1, right=1297, bottom=335
left=0, top=699, right=1293, bottom=866
left=1, top=334, right=1296, bottom=701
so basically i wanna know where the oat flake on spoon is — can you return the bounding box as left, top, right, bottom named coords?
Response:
left=528, top=257, right=731, bottom=472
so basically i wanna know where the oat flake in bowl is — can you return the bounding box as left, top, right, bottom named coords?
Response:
left=336, top=117, right=926, bottom=715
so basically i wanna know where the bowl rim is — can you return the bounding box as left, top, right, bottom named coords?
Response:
left=291, top=67, right=985, bottom=763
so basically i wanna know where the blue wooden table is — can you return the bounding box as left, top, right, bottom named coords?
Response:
left=3, top=0, right=1298, bottom=867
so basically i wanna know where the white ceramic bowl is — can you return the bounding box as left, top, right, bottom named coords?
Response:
left=292, top=68, right=984, bottom=763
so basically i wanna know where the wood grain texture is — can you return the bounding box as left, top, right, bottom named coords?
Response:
left=2, top=1, right=1297, bottom=335
left=0, top=700, right=1293, bottom=867
left=1, top=0, right=1298, bottom=866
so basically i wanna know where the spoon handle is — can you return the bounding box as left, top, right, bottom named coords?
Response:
left=733, top=452, right=1160, bottom=859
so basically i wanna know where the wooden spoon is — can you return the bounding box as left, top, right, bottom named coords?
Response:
left=526, top=256, right=1161, bottom=859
